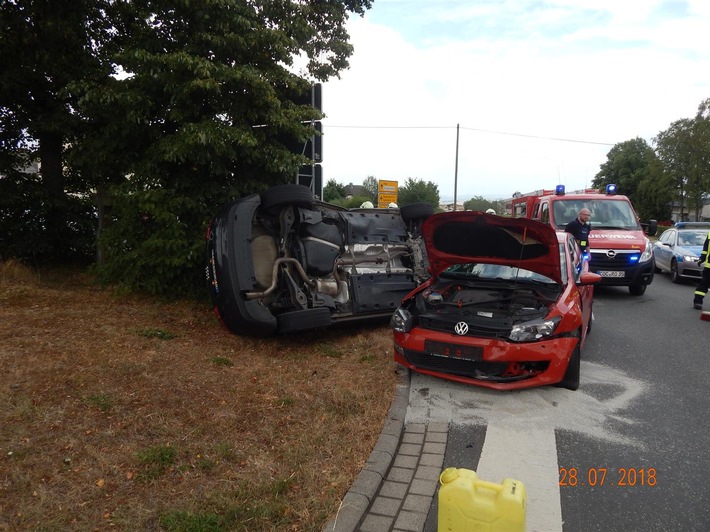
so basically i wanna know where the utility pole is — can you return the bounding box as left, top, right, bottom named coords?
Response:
left=454, top=123, right=460, bottom=211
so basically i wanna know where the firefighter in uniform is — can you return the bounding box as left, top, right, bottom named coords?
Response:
left=565, top=208, right=592, bottom=253
left=693, top=230, right=710, bottom=310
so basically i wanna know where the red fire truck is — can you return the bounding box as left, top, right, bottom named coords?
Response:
left=510, top=184, right=658, bottom=295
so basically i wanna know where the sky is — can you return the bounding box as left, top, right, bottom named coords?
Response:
left=321, top=0, right=710, bottom=201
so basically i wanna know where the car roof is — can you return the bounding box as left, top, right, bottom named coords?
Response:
left=421, top=211, right=563, bottom=284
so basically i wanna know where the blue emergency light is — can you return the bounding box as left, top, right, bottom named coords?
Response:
left=555, top=185, right=565, bottom=196
left=606, top=184, right=617, bottom=195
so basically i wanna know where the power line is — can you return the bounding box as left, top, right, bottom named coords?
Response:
left=326, top=123, right=615, bottom=146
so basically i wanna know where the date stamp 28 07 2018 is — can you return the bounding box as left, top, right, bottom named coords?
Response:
left=559, top=467, right=657, bottom=487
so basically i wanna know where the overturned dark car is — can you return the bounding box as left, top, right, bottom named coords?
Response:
left=206, top=184, right=434, bottom=337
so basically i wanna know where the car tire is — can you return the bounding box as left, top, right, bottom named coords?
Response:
left=276, top=308, right=332, bottom=334
left=400, top=202, right=434, bottom=223
left=629, top=283, right=646, bottom=296
left=670, top=260, right=681, bottom=283
left=556, top=342, right=580, bottom=391
left=260, top=184, right=315, bottom=212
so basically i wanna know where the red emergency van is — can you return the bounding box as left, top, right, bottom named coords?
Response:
left=510, top=185, right=658, bottom=295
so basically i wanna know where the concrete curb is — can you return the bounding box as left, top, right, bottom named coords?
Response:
left=323, top=366, right=411, bottom=532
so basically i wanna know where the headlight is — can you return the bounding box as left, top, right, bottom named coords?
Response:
left=508, top=316, right=561, bottom=342
left=639, top=238, right=653, bottom=262
left=682, top=255, right=698, bottom=262
left=391, top=308, right=414, bottom=333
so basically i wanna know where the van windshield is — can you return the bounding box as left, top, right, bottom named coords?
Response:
left=552, top=199, right=640, bottom=231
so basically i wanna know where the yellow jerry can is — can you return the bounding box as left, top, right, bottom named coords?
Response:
left=438, top=467, right=526, bottom=532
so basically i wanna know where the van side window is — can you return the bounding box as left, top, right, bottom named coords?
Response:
left=540, top=203, right=550, bottom=224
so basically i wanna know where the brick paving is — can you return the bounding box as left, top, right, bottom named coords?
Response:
left=323, top=368, right=448, bottom=532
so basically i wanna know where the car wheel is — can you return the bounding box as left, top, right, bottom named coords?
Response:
left=400, top=202, right=434, bottom=223
left=260, top=184, right=315, bottom=212
left=555, top=343, right=581, bottom=391
left=629, top=283, right=646, bottom=296
left=670, top=260, right=681, bottom=283
left=276, top=308, right=332, bottom=334
left=556, top=342, right=580, bottom=391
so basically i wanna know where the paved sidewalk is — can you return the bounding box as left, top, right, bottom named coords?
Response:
left=324, top=367, right=447, bottom=532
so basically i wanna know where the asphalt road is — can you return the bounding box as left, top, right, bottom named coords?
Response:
left=409, top=272, right=710, bottom=532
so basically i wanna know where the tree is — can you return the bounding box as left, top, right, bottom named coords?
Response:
left=0, top=0, right=115, bottom=262
left=463, top=196, right=498, bottom=212
left=1, top=0, right=373, bottom=295
left=592, top=138, right=654, bottom=205
left=397, top=178, right=440, bottom=209
left=323, top=178, right=346, bottom=203
left=362, top=176, right=379, bottom=202
left=655, top=119, right=698, bottom=221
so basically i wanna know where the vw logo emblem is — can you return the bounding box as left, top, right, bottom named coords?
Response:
left=454, top=322, right=469, bottom=335
left=606, top=250, right=616, bottom=258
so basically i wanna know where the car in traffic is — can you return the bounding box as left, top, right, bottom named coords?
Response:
left=390, top=211, right=601, bottom=390
left=652, top=222, right=710, bottom=283
left=206, top=184, right=434, bottom=337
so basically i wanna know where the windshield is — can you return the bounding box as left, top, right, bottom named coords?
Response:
left=678, top=230, right=707, bottom=247
left=552, top=199, right=640, bottom=231
left=441, top=263, right=557, bottom=285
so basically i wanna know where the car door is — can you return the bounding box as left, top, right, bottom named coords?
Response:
left=566, top=235, right=593, bottom=340
left=654, top=229, right=675, bottom=271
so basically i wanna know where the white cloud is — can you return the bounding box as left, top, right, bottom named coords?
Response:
left=322, top=2, right=710, bottom=200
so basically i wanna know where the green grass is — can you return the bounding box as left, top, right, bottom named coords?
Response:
left=210, top=356, right=234, bottom=366
left=84, top=393, right=113, bottom=413
left=136, top=444, right=177, bottom=480
left=138, top=327, right=177, bottom=340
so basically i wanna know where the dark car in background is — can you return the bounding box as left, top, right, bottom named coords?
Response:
left=206, top=184, right=434, bottom=337
left=653, top=222, right=710, bottom=283
left=391, top=212, right=601, bottom=390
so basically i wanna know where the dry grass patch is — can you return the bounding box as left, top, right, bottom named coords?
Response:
left=0, top=264, right=399, bottom=531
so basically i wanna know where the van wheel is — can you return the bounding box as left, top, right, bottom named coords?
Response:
left=629, top=283, right=646, bottom=296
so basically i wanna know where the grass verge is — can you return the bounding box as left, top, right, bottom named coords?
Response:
left=0, top=262, right=398, bottom=531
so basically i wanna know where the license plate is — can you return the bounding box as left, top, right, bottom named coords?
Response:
left=597, top=270, right=625, bottom=278
left=425, top=340, right=483, bottom=361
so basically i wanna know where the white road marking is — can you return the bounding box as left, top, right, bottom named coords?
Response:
left=405, top=361, right=647, bottom=531
left=477, top=423, right=561, bottom=532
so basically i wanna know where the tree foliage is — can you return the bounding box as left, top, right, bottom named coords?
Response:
left=362, top=175, right=379, bottom=202
left=397, top=178, right=440, bottom=209
left=654, top=100, right=710, bottom=221
left=592, top=138, right=653, bottom=205
left=323, top=178, right=346, bottom=203
left=463, top=196, right=502, bottom=213
left=592, top=137, right=672, bottom=221
left=0, top=0, right=372, bottom=294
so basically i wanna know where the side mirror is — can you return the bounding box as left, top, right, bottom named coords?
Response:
left=578, top=271, right=602, bottom=286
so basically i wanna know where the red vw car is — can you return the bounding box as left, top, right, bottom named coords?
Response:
left=391, top=212, right=601, bottom=390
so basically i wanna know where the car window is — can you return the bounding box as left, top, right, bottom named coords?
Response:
left=442, top=263, right=556, bottom=284
left=659, top=229, right=674, bottom=245
left=552, top=199, right=640, bottom=230
left=679, top=231, right=705, bottom=246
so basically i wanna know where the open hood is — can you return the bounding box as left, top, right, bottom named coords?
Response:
left=422, top=211, right=563, bottom=284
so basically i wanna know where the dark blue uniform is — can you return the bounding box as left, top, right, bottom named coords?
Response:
left=565, top=218, right=592, bottom=252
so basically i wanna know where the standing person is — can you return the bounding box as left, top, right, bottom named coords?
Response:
left=693, top=229, right=710, bottom=309
left=565, top=208, right=592, bottom=253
